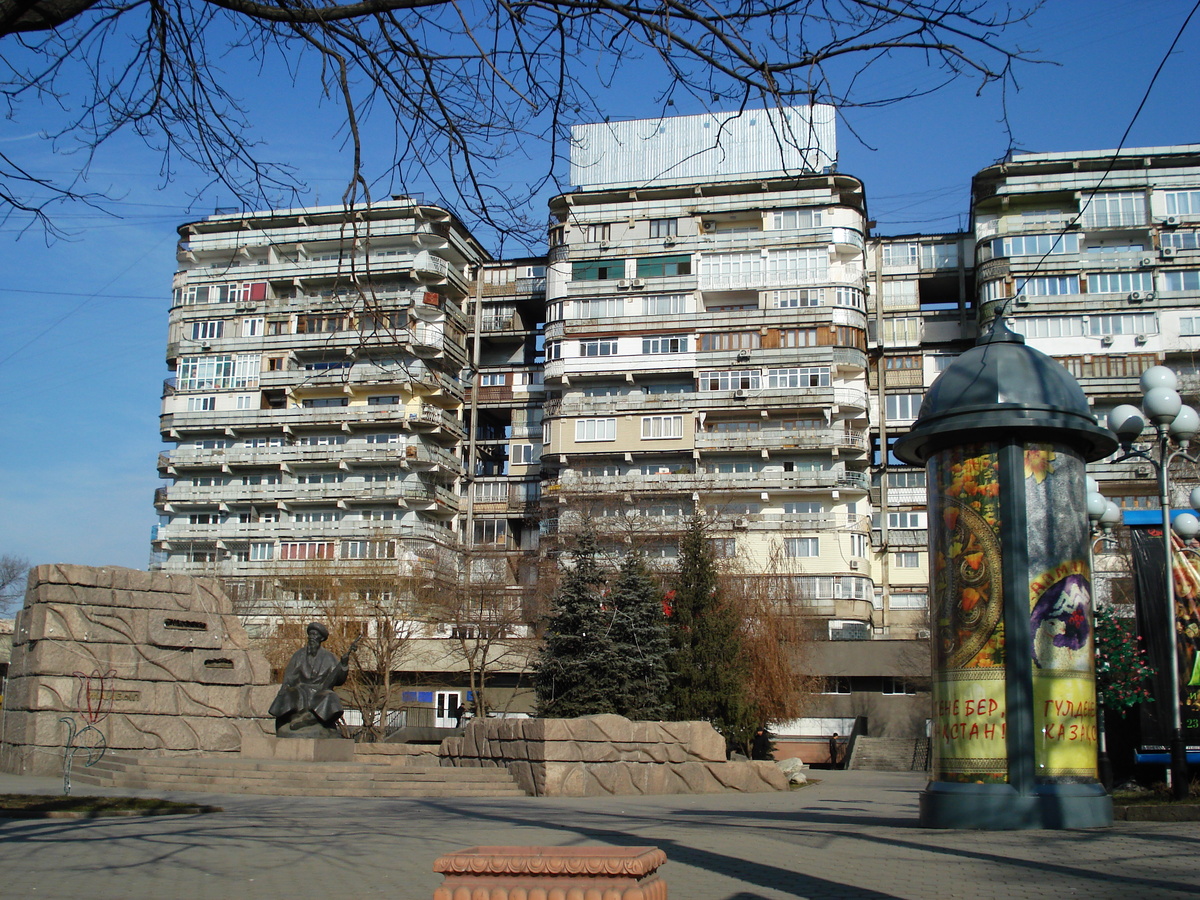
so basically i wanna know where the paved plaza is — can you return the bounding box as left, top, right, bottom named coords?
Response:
left=1, top=769, right=1197, bottom=900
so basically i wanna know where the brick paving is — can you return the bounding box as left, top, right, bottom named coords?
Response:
left=2, top=769, right=1198, bottom=900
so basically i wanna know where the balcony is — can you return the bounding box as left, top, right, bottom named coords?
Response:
left=694, top=427, right=868, bottom=454
left=550, top=467, right=869, bottom=496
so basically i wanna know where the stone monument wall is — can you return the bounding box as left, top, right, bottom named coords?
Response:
left=440, top=714, right=788, bottom=796
left=0, top=564, right=275, bottom=776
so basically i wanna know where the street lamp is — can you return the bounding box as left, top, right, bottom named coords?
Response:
left=1106, top=365, right=1200, bottom=800
left=1085, top=478, right=1123, bottom=792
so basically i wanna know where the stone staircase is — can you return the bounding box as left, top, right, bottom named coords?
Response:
left=70, top=752, right=529, bottom=799
left=847, top=737, right=930, bottom=772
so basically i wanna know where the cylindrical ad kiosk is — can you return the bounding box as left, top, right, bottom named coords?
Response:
left=894, top=318, right=1117, bottom=829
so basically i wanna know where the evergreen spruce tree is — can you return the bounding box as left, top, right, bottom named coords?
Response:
left=607, top=550, right=671, bottom=720
left=533, top=528, right=618, bottom=717
left=665, top=515, right=754, bottom=751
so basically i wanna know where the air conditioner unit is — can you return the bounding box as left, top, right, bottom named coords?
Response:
left=1135, top=333, right=1148, bottom=344
left=1128, top=291, right=1145, bottom=302
left=733, top=517, right=749, bottom=529
left=1165, top=215, right=1181, bottom=226
left=1100, top=335, right=1115, bottom=346
left=1140, top=256, right=1155, bottom=267
left=616, top=279, right=631, bottom=290
left=1161, top=246, right=1177, bottom=259
left=917, top=629, right=931, bottom=639
left=663, top=238, right=676, bottom=247
left=701, top=221, right=715, bottom=232
left=630, top=278, right=646, bottom=289
left=1013, top=295, right=1028, bottom=306
left=598, top=240, right=610, bottom=249
left=849, top=559, right=860, bottom=570
left=734, top=388, right=749, bottom=399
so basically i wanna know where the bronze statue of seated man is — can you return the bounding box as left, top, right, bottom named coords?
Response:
left=268, top=622, right=359, bottom=738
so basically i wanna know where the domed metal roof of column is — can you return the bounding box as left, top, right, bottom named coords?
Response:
left=893, top=316, right=1118, bottom=465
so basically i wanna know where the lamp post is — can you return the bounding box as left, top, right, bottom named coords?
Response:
left=1085, top=479, right=1122, bottom=792
left=1106, top=365, right=1200, bottom=801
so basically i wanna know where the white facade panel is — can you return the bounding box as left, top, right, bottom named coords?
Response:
left=570, top=106, right=837, bottom=190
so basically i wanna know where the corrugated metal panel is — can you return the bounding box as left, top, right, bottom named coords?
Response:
left=570, top=105, right=837, bottom=190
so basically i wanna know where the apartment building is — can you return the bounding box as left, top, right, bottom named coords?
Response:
left=154, top=199, right=486, bottom=616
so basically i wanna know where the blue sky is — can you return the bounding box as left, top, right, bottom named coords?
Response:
left=0, top=0, right=1196, bottom=572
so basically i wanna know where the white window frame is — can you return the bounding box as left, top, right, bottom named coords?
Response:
left=785, top=537, right=820, bottom=558
left=575, top=418, right=616, bottom=442
left=641, top=415, right=683, bottom=440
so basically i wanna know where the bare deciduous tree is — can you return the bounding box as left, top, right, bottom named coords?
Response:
left=1, top=0, right=1042, bottom=238
left=0, top=554, right=30, bottom=616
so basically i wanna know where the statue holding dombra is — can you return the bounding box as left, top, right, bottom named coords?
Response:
left=269, top=622, right=361, bottom=738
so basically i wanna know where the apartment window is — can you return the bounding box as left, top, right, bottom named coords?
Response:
left=893, top=551, right=921, bottom=568
left=773, top=288, right=823, bottom=308
left=1088, top=313, right=1157, bottom=336
left=1012, top=316, right=1085, bottom=339
left=296, top=434, right=347, bottom=446
left=643, top=293, right=689, bottom=316
left=235, top=394, right=256, bottom=410
left=241, top=472, right=281, bottom=485
left=1181, top=316, right=1200, bottom=336
left=887, top=470, right=926, bottom=489
left=648, top=218, right=677, bottom=238
left=768, top=248, right=828, bottom=280
left=885, top=355, right=921, bottom=371
left=932, top=354, right=957, bottom=372
left=1081, top=191, right=1145, bottom=228
left=474, top=481, right=507, bottom=501
left=786, top=537, right=820, bottom=558
left=186, top=396, right=216, bottom=411
left=474, top=519, right=508, bottom=545
left=881, top=317, right=922, bottom=344
left=1016, top=275, right=1080, bottom=296
left=246, top=436, right=285, bottom=448
left=782, top=417, right=823, bottom=430
left=583, top=223, right=611, bottom=243
left=542, top=421, right=552, bottom=445
left=779, top=329, right=819, bottom=349
left=709, top=538, right=737, bottom=559
left=698, top=370, right=760, bottom=391
left=1164, top=190, right=1200, bottom=216
left=767, top=367, right=829, bottom=388
left=769, top=208, right=823, bottom=230
left=177, top=353, right=261, bottom=391
left=712, top=461, right=756, bottom=473
left=364, top=509, right=402, bottom=521
left=823, top=676, right=852, bottom=693
left=249, top=542, right=274, bottom=561
left=267, top=320, right=288, bottom=335
left=993, top=233, right=1079, bottom=257
left=642, top=334, right=689, bottom=354
left=342, top=540, right=397, bottom=560
left=883, top=677, right=917, bottom=695
left=921, top=242, right=960, bottom=268
left=880, top=280, right=918, bottom=309
left=302, top=397, right=349, bottom=408
left=575, top=297, right=623, bottom=318
left=1089, top=271, right=1154, bottom=294
left=292, top=509, right=341, bottom=522
left=637, top=255, right=692, bottom=278
left=188, top=512, right=220, bottom=525
left=180, top=281, right=266, bottom=305
left=836, top=287, right=866, bottom=309
left=890, top=593, right=929, bottom=609
left=1161, top=230, right=1200, bottom=250
left=700, top=251, right=761, bottom=279
left=362, top=471, right=403, bottom=483
left=241, top=317, right=264, bottom=337
left=297, top=314, right=344, bottom=334
left=191, top=320, right=224, bottom=341
left=296, top=472, right=344, bottom=484
left=572, top=260, right=622, bottom=281
left=545, top=340, right=562, bottom=361
left=479, top=373, right=506, bottom=387
left=641, top=415, right=683, bottom=439
left=279, top=542, right=335, bottom=560
left=785, top=501, right=823, bottom=516
left=367, top=395, right=400, bottom=405
left=708, top=419, right=760, bottom=433
left=886, top=394, right=923, bottom=420
left=850, top=533, right=869, bottom=558
left=1164, top=270, right=1200, bottom=291
left=575, top=418, right=616, bottom=442
left=882, top=243, right=920, bottom=267
left=701, top=331, right=759, bottom=352
left=887, top=511, right=927, bottom=529
left=580, top=339, right=618, bottom=357
left=365, top=433, right=402, bottom=444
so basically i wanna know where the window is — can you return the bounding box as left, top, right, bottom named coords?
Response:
left=297, top=314, right=344, bottom=334
left=575, top=297, right=623, bottom=318
left=575, top=418, right=616, bottom=442
left=699, top=251, right=761, bottom=279
left=786, top=537, right=820, bottom=558
left=296, top=472, right=344, bottom=484
left=1181, top=316, right=1200, bottom=336
left=1081, top=191, right=1145, bottom=228
left=364, top=509, right=402, bottom=521
left=887, top=470, right=926, bottom=489
left=698, top=370, right=760, bottom=391
left=701, top=332, right=759, bottom=352
left=292, top=508, right=341, bottom=522
left=191, top=320, right=224, bottom=341
left=1161, top=230, right=1200, bottom=250
left=580, top=339, right=618, bottom=357
left=342, top=540, right=397, bottom=560
left=241, top=472, right=281, bottom=485
left=1016, top=275, right=1079, bottom=296
left=1089, top=271, right=1154, bottom=294
left=773, top=288, right=824, bottom=308
left=883, top=677, right=917, bottom=695
left=474, top=481, right=507, bottom=501
left=365, top=432, right=402, bottom=444
left=769, top=209, right=823, bottom=230
left=767, top=367, right=830, bottom=388
left=473, top=519, right=508, bottom=545
left=279, top=542, right=335, bottom=560
left=302, top=397, right=349, bottom=408
left=882, top=243, right=919, bottom=267
left=648, top=218, right=677, bottom=238
left=296, top=434, right=347, bottom=446
left=241, top=317, right=264, bottom=337
left=249, top=542, right=274, bottom=561
left=642, top=334, right=689, bottom=354
left=836, top=287, right=866, bottom=309
left=823, top=677, right=852, bottom=694
left=779, top=329, right=819, bottom=349
left=993, top=233, right=1078, bottom=257
left=1012, top=316, right=1085, bottom=339
left=1088, top=313, right=1157, bottom=336
left=921, top=242, right=960, bottom=268
left=479, top=373, right=506, bottom=387
left=1164, top=190, right=1200, bottom=216
left=709, top=538, right=737, bottom=558
left=880, top=281, right=918, bottom=308
left=235, top=394, right=256, bottom=410
left=367, top=395, right=400, bottom=405
left=583, top=223, right=611, bottom=243
left=887, top=511, right=927, bottom=529
left=886, top=394, right=922, bottom=420
left=850, top=533, right=869, bottom=558
left=880, top=317, right=922, bottom=344
left=893, top=551, right=921, bottom=568
left=643, top=293, right=689, bottom=316
left=637, top=255, right=692, bottom=278
left=246, top=436, right=285, bottom=448
left=641, top=415, right=683, bottom=439
left=179, top=281, right=266, bottom=305
left=1164, top=270, right=1200, bottom=291
left=186, top=396, right=216, bottom=411
left=188, top=512, right=220, bottom=525
left=767, top=248, right=827, bottom=281
left=572, top=260, right=622, bottom=281
left=890, top=593, right=928, bottom=609
left=177, top=353, right=261, bottom=391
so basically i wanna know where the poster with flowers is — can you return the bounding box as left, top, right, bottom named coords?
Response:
left=1024, top=442, right=1098, bottom=780
left=928, top=442, right=1007, bottom=783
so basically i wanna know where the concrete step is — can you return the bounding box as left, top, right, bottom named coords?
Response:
left=76, top=752, right=528, bottom=798
left=848, top=737, right=930, bottom=772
